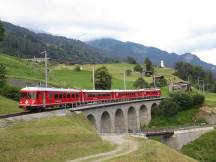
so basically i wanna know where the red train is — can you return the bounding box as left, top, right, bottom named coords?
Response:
left=19, top=87, right=161, bottom=111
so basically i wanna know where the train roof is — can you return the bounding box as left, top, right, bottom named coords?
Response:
left=82, top=88, right=160, bottom=93
left=20, top=87, right=160, bottom=93
left=20, top=87, right=81, bottom=92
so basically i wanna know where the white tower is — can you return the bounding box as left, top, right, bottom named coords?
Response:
left=160, top=60, right=165, bottom=68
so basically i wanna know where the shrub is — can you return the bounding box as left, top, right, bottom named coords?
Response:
left=193, top=93, right=205, bottom=106
left=156, top=98, right=180, bottom=117
left=0, top=85, right=20, bottom=101
left=169, top=92, right=193, bottom=110
left=74, top=65, right=81, bottom=72
left=133, top=64, right=143, bottom=73
left=133, top=77, right=149, bottom=89
left=125, top=69, right=132, bottom=76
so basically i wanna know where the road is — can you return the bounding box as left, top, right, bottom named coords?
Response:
left=67, top=135, right=139, bottom=162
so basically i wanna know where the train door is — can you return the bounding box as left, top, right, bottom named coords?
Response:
left=43, top=91, right=46, bottom=108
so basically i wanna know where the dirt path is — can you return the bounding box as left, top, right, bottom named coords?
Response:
left=67, top=135, right=139, bottom=162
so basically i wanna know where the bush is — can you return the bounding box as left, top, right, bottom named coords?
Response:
left=133, top=64, right=143, bottom=73
left=154, top=98, right=180, bottom=117
left=169, top=92, right=193, bottom=110
left=125, top=69, right=132, bottom=76
left=0, top=85, right=20, bottom=101
left=74, top=65, right=81, bottom=72
left=193, top=94, right=205, bottom=106
left=133, top=77, right=149, bottom=89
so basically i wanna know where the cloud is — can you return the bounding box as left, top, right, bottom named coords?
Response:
left=1, top=0, right=216, bottom=64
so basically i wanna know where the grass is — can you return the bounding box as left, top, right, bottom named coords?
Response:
left=148, top=107, right=206, bottom=128
left=182, top=129, right=216, bottom=162
left=0, top=95, right=22, bottom=115
left=0, top=114, right=114, bottom=162
left=0, top=54, right=181, bottom=90
left=204, top=92, right=216, bottom=107
left=107, top=138, right=197, bottom=162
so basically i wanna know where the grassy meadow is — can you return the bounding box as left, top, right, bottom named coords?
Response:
left=0, top=114, right=114, bottom=162
left=182, top=129, right=216, bottom=162
left=0, top=95, right=22, bottom=114
left=0, top=53, right=180, bottom=90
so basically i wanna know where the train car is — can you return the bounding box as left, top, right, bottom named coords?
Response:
left=19, top=87, right=81, bottom=111
left=82, top=90, right=113, bottom=103
left=19, top=87, right=161, bottom=111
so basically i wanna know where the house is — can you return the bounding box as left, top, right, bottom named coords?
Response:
left=143, top=70, right=153, bottom=77
left=169, top=81, right=191, bottom=92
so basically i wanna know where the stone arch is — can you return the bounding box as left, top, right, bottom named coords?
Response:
left=87, top=114, right=96, bottom=128
left=115, top=109, right=125, bottom=133
left=139, top=105, right=148, bottom=126
left=128, top=106, right=137, bottom=131
left=101, top=111, right=112, bottom=133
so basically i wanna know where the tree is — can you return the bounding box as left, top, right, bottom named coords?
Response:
left=125, top=69, right=132, bottom=76
left=133, top=77, right=149, bottom=89
left=95, top=66, right=112, bottom=90
left=144, top=57, right=154, bottom=73
left=0, top=21, right=4, bottom=41
left=133, top=64, right=143, bottom=73
left=0, top=64, right=6, bottom=88
left=126, top=56, right=136, bottom=64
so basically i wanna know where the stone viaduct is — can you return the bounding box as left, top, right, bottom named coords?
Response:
left=79, top=99, right=161, bottom=133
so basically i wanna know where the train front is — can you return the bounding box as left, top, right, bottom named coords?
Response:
left=19, top=87, right=38, bottom=111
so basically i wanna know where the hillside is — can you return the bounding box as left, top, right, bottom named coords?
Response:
left=182, top=129, right=216, bottom=162
left=0, top=95, right=22, bottom=115
left=87, top=38, right=216, bottom=74
left=0, top=21, right=114, bottom=64
left=108, top=138, right=197, bottom=162
left=0, top=54, right=180, bottom=90
left=0, top=114, right=114, bottom=162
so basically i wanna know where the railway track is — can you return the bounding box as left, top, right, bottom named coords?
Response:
left=0, top=107, right=63, bottom=119
left=0, top=97, right=164, bottom=120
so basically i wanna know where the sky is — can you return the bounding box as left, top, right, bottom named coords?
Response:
left=0, top=0, right=216, bottom=65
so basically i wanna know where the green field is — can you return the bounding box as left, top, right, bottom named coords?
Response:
left=0, top=114, right=114, bottom=162
left=182, top=129, right=216, bottom=162
left=0, top=95, right=22, bottom=115
left=0, top=54, right=180, bottom=89
left=204, top=92, right=216, bottom=107
left=108, top=138, right=197, bottom=162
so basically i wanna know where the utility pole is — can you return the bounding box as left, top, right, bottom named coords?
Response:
left=124, top=71, right=126, bottom=90
left=153, top=75, right=156, bottom=88
left=92, top=66, right=95, bottom=90
left=41, top=51, right=48, bottom=88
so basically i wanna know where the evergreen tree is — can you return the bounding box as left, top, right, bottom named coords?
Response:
left=0, top=21, right=4, bottom=41
left=95, top=66, right=112, bottom=90
left=144, top=57, right=154, bottom=73
left=126, top=56, right=136, bottom=64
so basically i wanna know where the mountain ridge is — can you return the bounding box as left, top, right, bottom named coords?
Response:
left=87, top=38, right=216, bottom=74
left=0, top=21, right=114, bottom=64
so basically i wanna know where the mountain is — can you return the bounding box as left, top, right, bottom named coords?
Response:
left=87, top=38, right=216, bottom=74
left=0, top=22, right=114, bottom=64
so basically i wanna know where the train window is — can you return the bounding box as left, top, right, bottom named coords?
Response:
left=49, top=93, right=53, bottom=99
left=67, top=93, right=70, bottom=98
left=54, top=93, right=58, bottom=99
left=59, top=93, right=63, bottom=98
left=76, top=93, right=79, bottom=98
left=63, top=93, right=67, bottom=98
left=71, top=93, right=74, bottom=98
